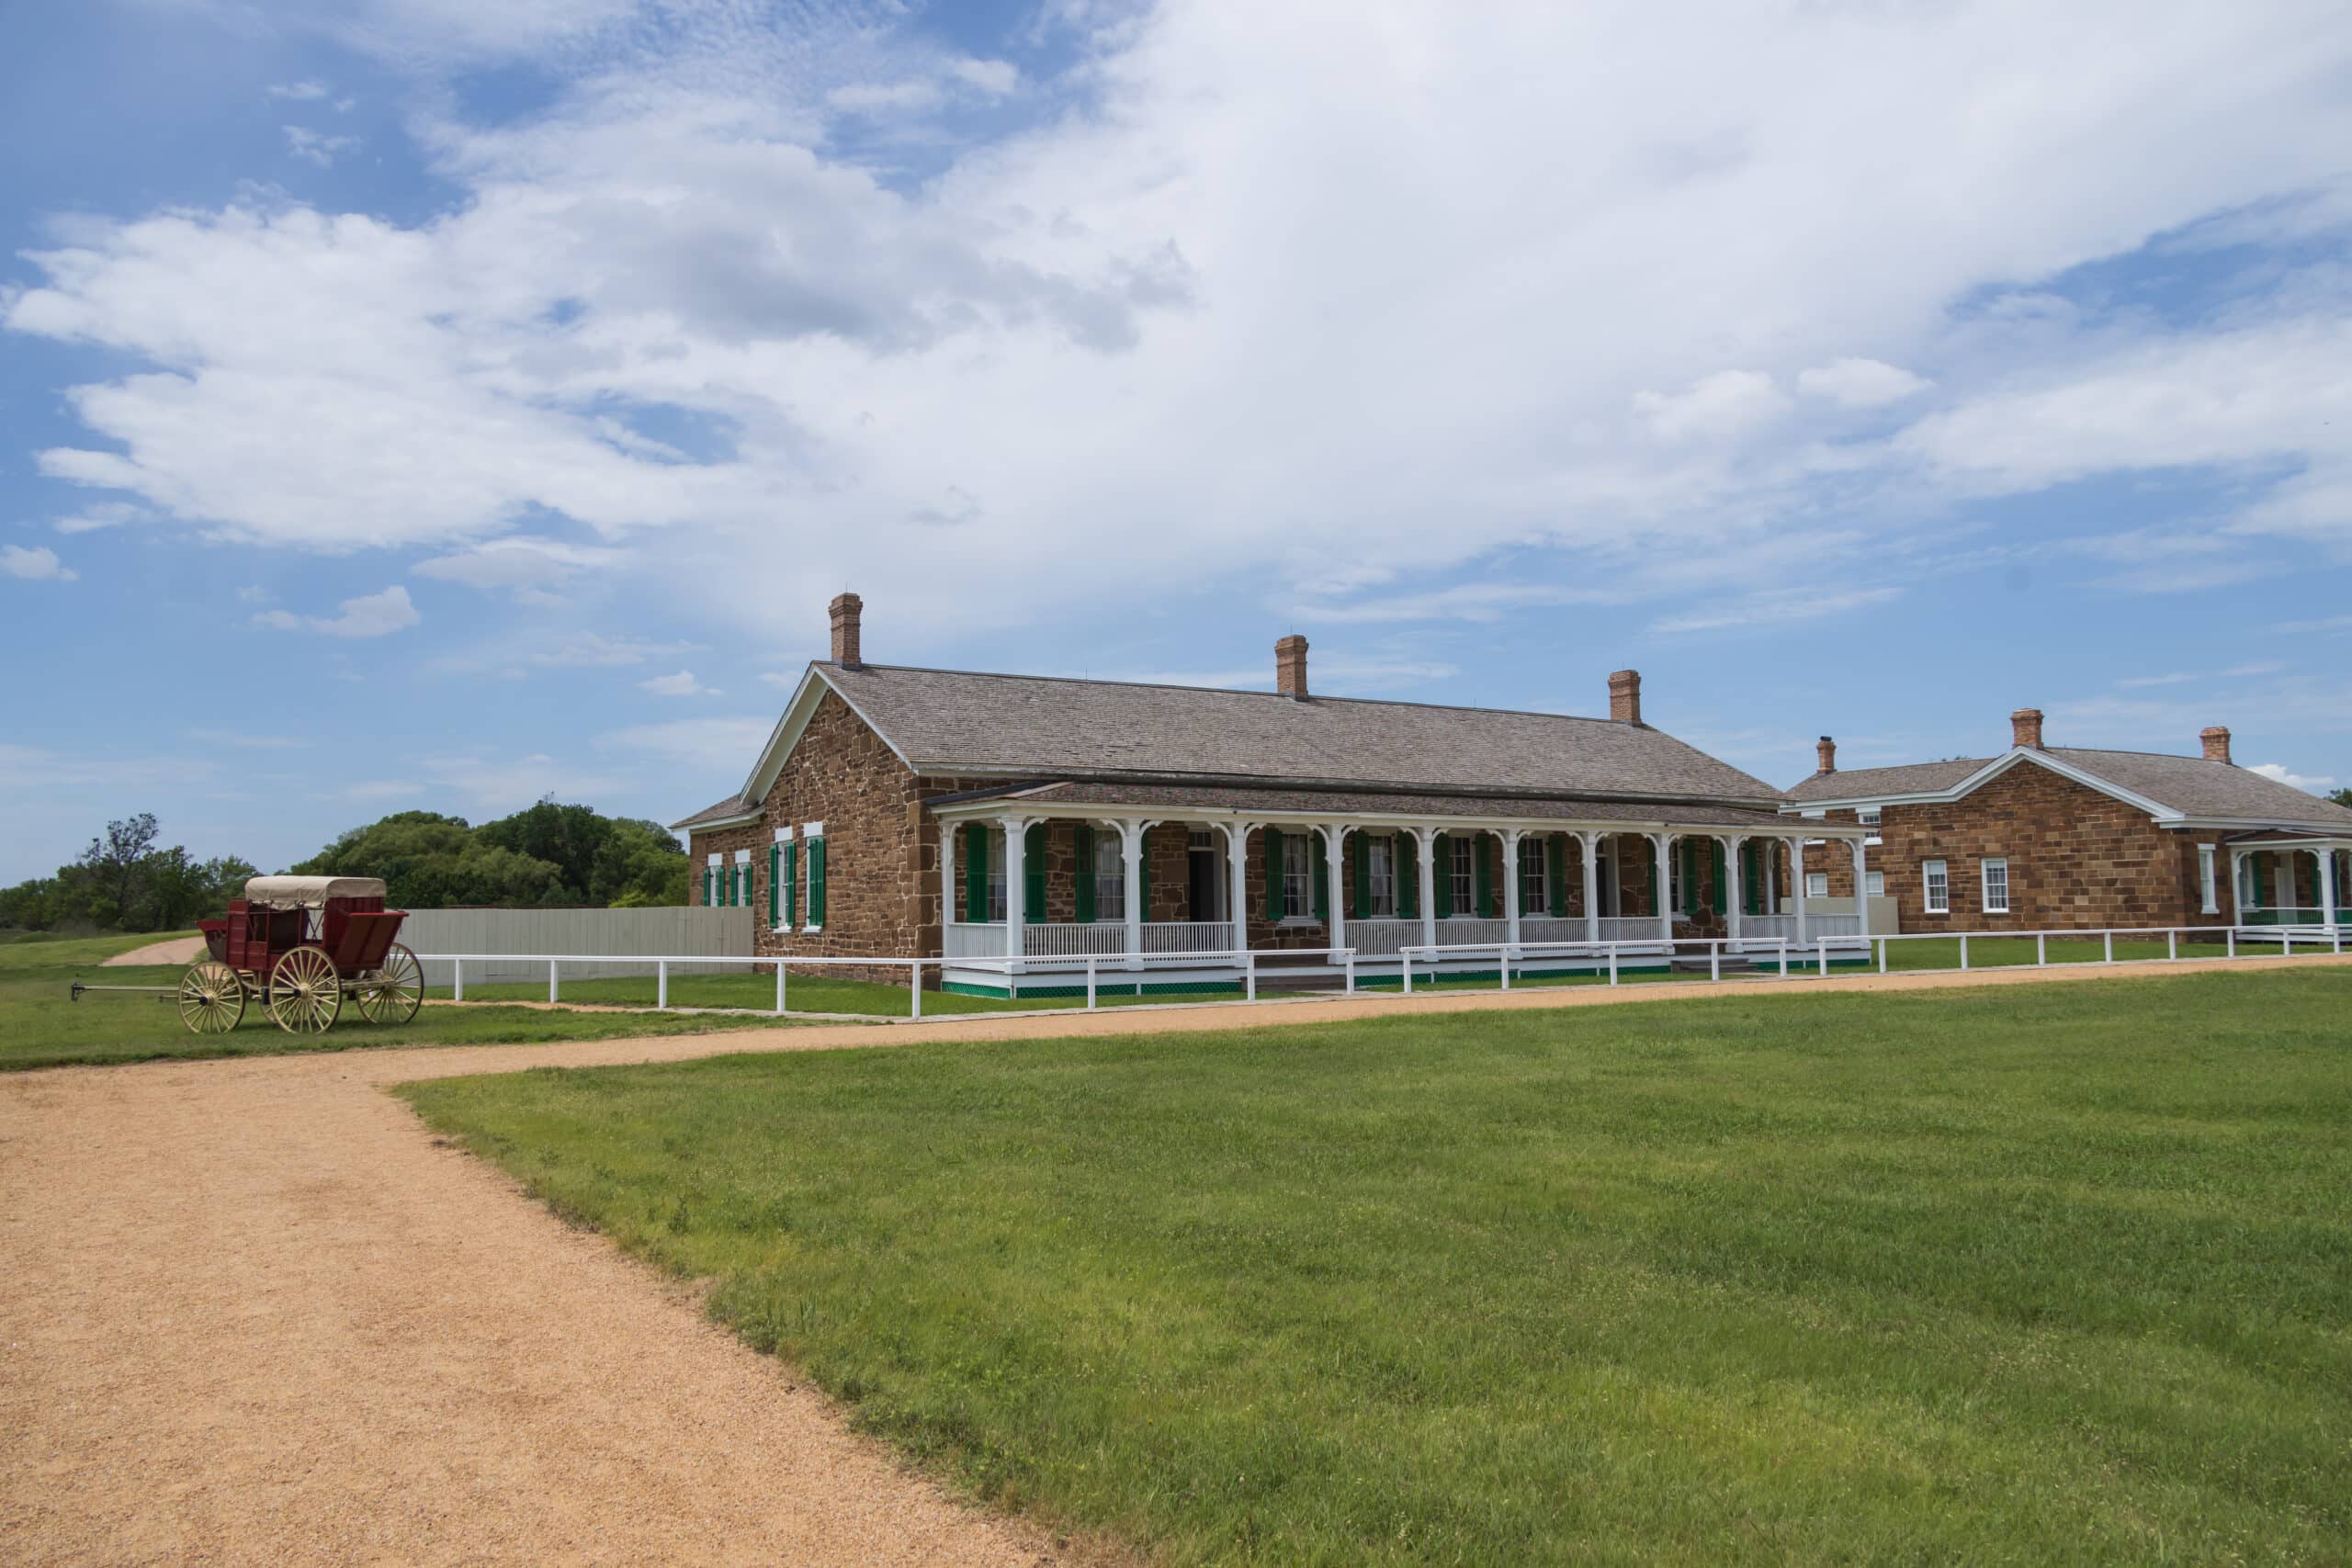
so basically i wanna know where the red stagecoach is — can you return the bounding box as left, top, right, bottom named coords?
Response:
left=179, top=875, right=423, bottom=1035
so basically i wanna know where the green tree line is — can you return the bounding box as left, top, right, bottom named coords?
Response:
left=0, top=800, right=688, bottom=933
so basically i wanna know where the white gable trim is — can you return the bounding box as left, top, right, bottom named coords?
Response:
left=1780, top=747, right=2177, bottom=821
left=737, top=664, right=918, bottom=807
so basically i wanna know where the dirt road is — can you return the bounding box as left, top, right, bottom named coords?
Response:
left=3, top=955, right=2342, bottom=1564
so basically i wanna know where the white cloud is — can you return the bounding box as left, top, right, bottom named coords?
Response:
left=1, top=545, right=77, bottom=581
left=826, top=79, right=941, bottom=115
left=10, top=0, right=2352, bottom=647
left=1796, top=356, right=1932, bottom=408
left=948, top=58, right=1019, bottom=96
left=53, top=501, right=145, bottom=534
left=1631, top=370, right=1791, bottom=444
left=254, top=583, right=420, bottom=637
left=282, top=126, right=361, bottom=168
left=1649, top=585, right=1902, bottom=635
left=599, top=716, right=775, bottom=773
left=2249, top=761, right=2338, bottom=793
left=413, top=535, right=622, bottom=603
left=636, top=668, right=717, bottom=696
left=267, top=80, right=331, bottom=101
left=529, top=632, right=695, bottom=668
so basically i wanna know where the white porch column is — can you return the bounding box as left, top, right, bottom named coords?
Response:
left=2229, top=849, right=2246, bottom=923
left=940, top=818, right=957, bottom=933
left=1579, top=831, right=1602, bottom=943
left=1499, top=829, right=1523, bottom=950
left=1652, top=833, right=1674, bottom=942
left=1001, top=816, right=1030, bottom=962
left=1121, top=819, right=1150, bottom=965
left=1317, top=824, right=1349, bottom=953
left=1850, top=840, right=1871, bottom=941
left=1724, top=835, right=1745, bottom=944
left=1413, top=827, right=1440, bottom=951
left=2319, top=848, right=2337, bottom=929
left=1221, top=823, right=1253, bottom=953
left=1791, top=836, right=1808, bottom=945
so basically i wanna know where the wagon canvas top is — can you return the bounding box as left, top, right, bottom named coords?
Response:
left=242, top=875, right=388, bottom=908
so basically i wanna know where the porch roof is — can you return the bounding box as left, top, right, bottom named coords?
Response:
left=818, top=662, right=1783, bottom=806
left=931, top=779, right=1823, bottom=833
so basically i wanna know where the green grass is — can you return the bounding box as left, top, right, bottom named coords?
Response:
left=0, top=931, right=809, bottom=1072
left=402, top=971, right=2352, bottom=1565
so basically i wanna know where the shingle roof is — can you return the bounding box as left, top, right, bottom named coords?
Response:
left=820, top=663, right=1781, bottom=805
left=670, top=794, right=758, bottom=830
left=989, top=780, right=1804, bottom=830
left=1787, top=746, right=2352, bottom=827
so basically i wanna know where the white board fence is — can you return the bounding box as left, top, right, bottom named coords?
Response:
left=402, top=907, right=753, bottom=985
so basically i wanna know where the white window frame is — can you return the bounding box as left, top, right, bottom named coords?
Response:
left=2199, top=844, right=2219, bottom=915
left=1367, top=835, right=1397, bottom=919
left=733, top=848, right=752, bottom=908
left=1448, top=835, right=1476, bottom=917
left=1091, top=830, right=1125, bottom=920
left=1865, top=870, right=1885, bottom=898
left=1281, top=829, right=1315, bottom=923
left=1922, top=859, right=1950, bottom=915
left=1521, top=837, right=1550, bottom=916
left=706, top=852, right=722, bottom=908
left=1805, top=872, right=1829, bottom=898
left=1981, top=856, right=2009, bottom=915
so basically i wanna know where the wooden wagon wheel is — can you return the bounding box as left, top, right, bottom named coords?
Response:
left=354, top=943, right=423, bottom=1026
left=177, top=960, right=245, bottom=1034
left=266, top=946, right=342, bottom=1035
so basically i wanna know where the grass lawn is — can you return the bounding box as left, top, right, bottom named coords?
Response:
left=403, top=968, right=2352, bottom=1565
left=0, top=931, right=808, bottom=1072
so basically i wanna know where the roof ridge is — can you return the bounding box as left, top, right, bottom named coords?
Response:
left=2048, top=744, right=2212, bottom=763
left=821, top=660, right=1632, bottom=728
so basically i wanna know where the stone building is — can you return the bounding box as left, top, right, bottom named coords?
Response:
left=673, top=594, right=1871, bottom=994
left=1783, top=709, right=2352, bottom=932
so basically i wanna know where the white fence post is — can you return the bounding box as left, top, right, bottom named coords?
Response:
left=1608, top=944, right=1619, bottom=987
left=775, top=961, right=786, bottom=1015
left=656, top=960, right=667, bottom=1010
left=2167, top=930, right=2177, bottom=962
left=1818, top=941, right=1829, bottom=978
left=1086, top=955, right=1097, bottom=1010
left=1959, top=934, right=1970, bottom=971
left=1401, top=951, right=1413, bottom=995
left=2036, top=933, right=2047, bottom=967
left=1245, top=952, right=1257, bottom=1002
left=1778, top=940, right=1789, bottom=979
left=2227, top=927, right=2236, bottom=958
left=910, top=959, right=922, bottom=1019
left=2104, top=931, right=2114, bottom=964
left=548, top=958, right=559, bottom=1004
left=451, top=957, right=463, bottom=1002
left=1877, top=937, right=1887, bottom=975
left=1499, top=945, right=1511, bottom=991
left=1344, top=952, right=1356, bottom=995
left=1709, top=941, right=1720, bottom=983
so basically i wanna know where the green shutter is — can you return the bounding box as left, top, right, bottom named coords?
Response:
left=1264, top=830, right=1285, bottom=920
left=963, top=825, right=985, bottom=923
left=1475, top=834, right=1494, bottom=918
left=1741, top=843, right=1760, bottom=916
left=1397, top=835, right=1419, bottom=919
left=1679, top=840, right=1694, bottom=917
left=1433, top=833, right=1453, bottom=919
left=1023, top=824, right=1046, bottom=923
left=2253, top=856, right=2269, bottom=907
left=808, top=838, right=826, bottom=925
left=1074, top=825, right=1095, bottom=923
left=767, top=844, right=780, bottom=925
left=1547, top=835, right=1567, bottom=917
left=784, top=840, right=798, bottom=926
left=1643, top=843, right=1657, bottom=913
left=1711, top=842, right=1726, bottom=917
left=1351, top=831, right=1370, bottom=920
left=1312, top=832, right=1329, bottom=922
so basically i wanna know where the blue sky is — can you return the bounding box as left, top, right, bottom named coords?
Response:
left=6, top=0, right=2352, bottom=884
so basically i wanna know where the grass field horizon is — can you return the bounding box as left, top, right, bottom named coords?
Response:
left=404, top=968, right=2352, bottom=1564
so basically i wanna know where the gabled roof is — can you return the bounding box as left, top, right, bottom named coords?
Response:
left=780, top=661, right=1783, bottom=807
left=670, top=794, right=759, bottom=831
left=1786, top=745, right=2352, bottom=829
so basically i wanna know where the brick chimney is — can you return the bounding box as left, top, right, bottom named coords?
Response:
left=829, top=592, right=863, bottom=669
left=1815, top=736, right=1837, bottom=775
left=2010, top=706, right=2044, bottom=750
left=1609, top=670, right=1642, bottom=725
left=2200, top=725, right=2233, bottom=765
left=1275, top=634, right=1309, bottom=699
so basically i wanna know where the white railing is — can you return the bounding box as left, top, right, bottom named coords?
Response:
left=1597, top=916, right=1666, bottom=943
left=410, top=922, right=2346, bottom=1022
left=945, top=921, right=1007, bottom=958
left=1021, top=922, right=1132, bottom=958
left=1346, top=919, right=1421, bottom=956
left=1141, top=920, right=1238, bottom=954
left=1438, top=918, right=1511, bottom=946
left=1518, top=917, right=1586, bottom=944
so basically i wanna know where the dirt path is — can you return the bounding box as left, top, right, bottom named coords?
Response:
left=3, top=954, right=2344, bottom=1564
left=98, top=935, right=205, bottom=967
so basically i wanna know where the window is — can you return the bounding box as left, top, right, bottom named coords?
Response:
left=1922, top=859, right=1950, bottom=915
left=1367, top=835, right=1397, bottom=919
left=705, top=855, right=721, bottom=908
left=804, top=825, right=827, bottom=927
left=986, top=830, right=1007, bottom=922
left=1449, top=835, right=1476, bottom=916
left=1521, top=838, right=1549, bottom=915
left=1805, top=872, right=1829, bottom=898
left=1866, top=870, right=1885, bottom=897
left=2199, top=844, right=2219, bottom=915
left=1981, top=857, right=2009, bottom=914
left=733, top=851, right=752, bottom=908
left=1093, top=833, right=1125, bottom=919
left=1859, top=806, right=1883, bottom=846
left=1283, top=830, right=1314, bottom=919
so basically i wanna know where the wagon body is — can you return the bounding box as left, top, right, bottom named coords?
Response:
left=179, top=876, right=423, bottom=1035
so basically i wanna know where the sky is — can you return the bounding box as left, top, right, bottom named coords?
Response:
left=6, top=0, right=2352, bottom=884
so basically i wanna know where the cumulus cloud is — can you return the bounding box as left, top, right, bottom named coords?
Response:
left=282, top=126, right=361, bottom=167
left=2249, top=761, right=2338, bottom=793
left=254, top=583, right=420, bottom=637
left=1797, top=356, right=1933, bottom=407
left=1631, top=371, right=1791, bottom=444
left=636, top=669, right=717, bottom=696
left=267, top=80, right=330, bottom=101
left=1, top=545, right=77, bottom=581
left=413, top=535, right=622, bottom=603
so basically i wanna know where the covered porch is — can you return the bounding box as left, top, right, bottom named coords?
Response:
left=2229, top=834, right=2352, bottom=932
left=931, top=785, right=1873, bottom=997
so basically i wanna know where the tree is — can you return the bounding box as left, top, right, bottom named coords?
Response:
left=289, top=802, right=686, bottom=908
left=2330, top=787, right=2352, bottom=811
left=77, top=814, right=160, bottom=929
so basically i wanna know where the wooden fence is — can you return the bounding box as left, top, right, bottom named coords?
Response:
left=401, top=907, right=752, bottom=985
